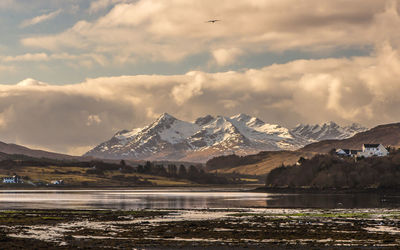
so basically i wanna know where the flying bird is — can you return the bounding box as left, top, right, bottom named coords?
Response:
left=206, top=19, right=221, bottom=24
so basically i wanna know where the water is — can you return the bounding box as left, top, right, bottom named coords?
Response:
left=0, top=188, right=399, bottom=210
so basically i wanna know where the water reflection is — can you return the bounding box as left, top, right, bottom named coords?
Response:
left=0, top=189, right=399, bottom=210
left=266, top=193, right=400, bottom=208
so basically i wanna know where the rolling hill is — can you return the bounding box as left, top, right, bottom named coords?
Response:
left=0, top=141, right=79, bottom=160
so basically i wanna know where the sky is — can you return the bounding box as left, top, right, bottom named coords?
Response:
left=1, top=0, right=400, bottom=155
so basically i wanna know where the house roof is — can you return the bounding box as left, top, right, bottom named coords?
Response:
left=363, top=144, right=380, bottom=148
left=336, top=149, right=360, bottom=155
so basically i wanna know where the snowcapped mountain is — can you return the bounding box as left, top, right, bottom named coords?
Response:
left=291, top=122, right=367, bottom=143
left=84, top=113, right=367, bottom=162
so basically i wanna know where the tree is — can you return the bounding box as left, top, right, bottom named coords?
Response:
left=137, top=164, right=144, bottom=173
left=144, top=161, right=152, bottom=173
left=188, top=165, right=199, bottom=179
left=167, top=164, right=177, bottom=177
left=178, top=165, right=187, bottom=177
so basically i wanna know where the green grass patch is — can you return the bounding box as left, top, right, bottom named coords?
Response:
left=41, top=217, right=64, bottom=220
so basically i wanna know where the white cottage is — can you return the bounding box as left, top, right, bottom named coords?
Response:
left=3, top=176, right=20, bottom=184
left=357, top=144, right=389, bottom=158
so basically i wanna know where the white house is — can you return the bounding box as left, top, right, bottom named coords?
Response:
left=3, top=176, right=20, bottom=184
left=357, top=144, right=389, bottom=158
left=51, top=180, right=64, bottom=185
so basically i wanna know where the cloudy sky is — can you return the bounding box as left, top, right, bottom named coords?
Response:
left=1, top=0, right=400, bottom=155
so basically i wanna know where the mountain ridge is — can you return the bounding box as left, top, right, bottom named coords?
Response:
left=84, top=113, right=366, bottom=162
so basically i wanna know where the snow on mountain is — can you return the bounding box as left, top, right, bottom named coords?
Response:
left=84, top=114, right=367, bottom=162
left=290, top=121, right=367, bottom=143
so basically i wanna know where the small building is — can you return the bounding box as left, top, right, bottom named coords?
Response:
left=51, top=180, right=64, bottom=185
left=357, top=144, right=389, bottom=158
left=3, top=176, right=21, bottom=184
left=336, top=149, right=360, bottom=157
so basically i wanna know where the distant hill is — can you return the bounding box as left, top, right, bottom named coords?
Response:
left=206, top=151, right=315, bottom=176
left=0, top=141, right=79, bottom=160
left=299, top=122, right=400, bottom=153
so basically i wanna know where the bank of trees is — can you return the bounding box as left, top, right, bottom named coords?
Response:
left=266, top=149, right=400, bottom=189
left=0, top=154, right=241, bottom=185
left=136, top=161, right=234, bottom=184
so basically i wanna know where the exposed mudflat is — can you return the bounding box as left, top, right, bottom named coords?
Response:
left=0, top=208, right=400, bottom=249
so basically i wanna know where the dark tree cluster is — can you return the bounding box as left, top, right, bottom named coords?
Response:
left=266, top=149, right=400, bottom=189
left=206, top=153, right=265, bottom=171
left=136, top=161, right=235, bottom=184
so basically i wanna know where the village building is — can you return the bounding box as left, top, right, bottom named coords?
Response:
left=336, top=144, right=389, bottom=158
left=336, top=149, right=360, bottom=157
left=3, top=175, right=21, bottom=184
left=51, top=180, right=64, bottom=185
left=357, top=144, right=389, bottom=158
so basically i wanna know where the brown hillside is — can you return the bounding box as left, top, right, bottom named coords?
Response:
left=206, top=151, right=314, bottom=176
left=300, top=122, right=400, bottom=153
left=0, top=141, right=79, bottom=160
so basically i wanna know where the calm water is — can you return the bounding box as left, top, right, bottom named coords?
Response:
left=0, top=188, right=399, bottom=210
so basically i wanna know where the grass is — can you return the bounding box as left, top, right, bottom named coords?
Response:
left=41, top=217, right=64, bottom=220
left=0, top=165, right=194, bottom=187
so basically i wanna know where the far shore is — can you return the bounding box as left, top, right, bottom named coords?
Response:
left=0, top=184, right=264, bottom=191
left=254, top=186, right=400, bottom=194
left=2, top=184, right=400, bottom=195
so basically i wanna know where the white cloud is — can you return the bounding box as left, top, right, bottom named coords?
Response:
left=171, top=72, right=205, bottom=105
left=88, top=0, right=128, bottom=14
left=212, top=48, right=243, bottom=66
left=1, top=45, right=400, bottom=154
left=86, top=114, right=102, bottom=126
left=20, top=9, right=62, bottom=28
left=3, top=53, right=49, bottom=62
left=16, top=78, right=47, bottom=87
left=21, top=0, right=398, bottom=64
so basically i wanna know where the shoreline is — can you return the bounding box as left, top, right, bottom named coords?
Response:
left=0, top=208, right=399, bottom=249
left=0, top=184, right=263, bottom=191
left=254, top=186, right=400, bottom=194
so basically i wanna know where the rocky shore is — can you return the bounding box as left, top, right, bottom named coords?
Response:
left=0, top=208, right=399, bottom=249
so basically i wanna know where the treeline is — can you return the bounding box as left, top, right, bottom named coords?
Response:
left=0, top=155, right=240, bottom=185
left=134, top=161, right=236, bottom=184
left=266, top=149, right=400, bottom=189
left=206, top=152, right=268, bottom=171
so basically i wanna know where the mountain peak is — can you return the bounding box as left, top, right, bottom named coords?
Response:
left=154, top=113, right=178, bottom=125
left=195, top=115, right=214, bottom=126
left=158, top=112, right=175, bottom=119
left=231, top=113, right=252, bottom=121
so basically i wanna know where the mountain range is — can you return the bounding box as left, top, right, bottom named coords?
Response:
left=84, top=113, right=367, bottom=162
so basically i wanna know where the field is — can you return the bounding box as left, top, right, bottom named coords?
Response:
left=0, top=165, right=193, bottom=187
